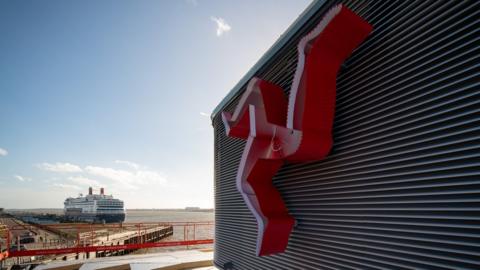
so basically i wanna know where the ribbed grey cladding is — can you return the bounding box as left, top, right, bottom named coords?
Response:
left=213, top=0, right=480, bottom=269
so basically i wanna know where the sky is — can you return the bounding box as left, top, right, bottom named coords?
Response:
left=0, top=0, right=312, bottom=209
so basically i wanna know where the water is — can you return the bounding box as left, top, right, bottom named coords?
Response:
left=125, top=209, right=215, bottom=243
left=125, top=209, right=214, bottom=223
left=124, top=210, right=215, bottom=253
left=7, top=209, right=214, bottom=223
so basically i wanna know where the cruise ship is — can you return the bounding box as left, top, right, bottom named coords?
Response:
left=64, top=187, right=125, bottom=223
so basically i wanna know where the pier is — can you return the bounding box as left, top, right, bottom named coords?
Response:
left=0, top=216, right=213, bottom=268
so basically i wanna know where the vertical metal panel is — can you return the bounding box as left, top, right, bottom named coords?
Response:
left=213, top=0, right=480, bottom=269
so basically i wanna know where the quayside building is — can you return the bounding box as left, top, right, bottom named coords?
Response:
left=211, top=0, right=480, bottom=269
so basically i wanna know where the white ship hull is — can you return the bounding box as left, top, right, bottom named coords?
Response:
left=64, top=187, right=125, bottom=223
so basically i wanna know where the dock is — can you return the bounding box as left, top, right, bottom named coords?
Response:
left=0, top=215, right=213, bottom=269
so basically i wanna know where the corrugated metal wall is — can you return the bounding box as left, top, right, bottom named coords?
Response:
left=212, top=0, right=480, bottom=269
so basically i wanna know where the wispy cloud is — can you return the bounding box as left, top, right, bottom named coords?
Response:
left=37, top=160, right=166, bottom=193
left=85, top=164, right=166, bottom=190
left=68, top=176, right=102, bottom=188
left=37, top=162, right=83, bottom=173
left=199, top=112, right=210, bottom=117
left=14, top=175, right=31, bottom=182
left=186, top=0, right=198, bottom=6
left=211, top=17, right=231, bottom=36
left=115, top=160, right=140, bottom=170
left=0, top=147, right=8, bottom=156
left=52, top=183, right=81, bottom=190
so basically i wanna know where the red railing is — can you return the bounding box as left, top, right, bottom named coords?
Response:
left=1, top=221, right=214, bottom=259
left=8, top=239, right=214, bottom=257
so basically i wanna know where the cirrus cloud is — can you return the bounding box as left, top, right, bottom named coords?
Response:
left=52, top=183, right=81, bottom=190
left=37, top=162, right=83, bottom=173
left=211, top=17, right=231, bottom=36
left=14, top=175, right=31, bottom=182
left=115, top=160, right=140, bottom=170
left=38, top=160, right=167, bottom=192
left=186, top=0, right=198, bottom=6
left=0, top=148, right=8, bottom=156
left=85, top=163, right=166, bottom=190
left=68, top=176, right=102, bottom=188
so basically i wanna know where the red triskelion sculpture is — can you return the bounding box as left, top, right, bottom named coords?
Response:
left=222, top=4, right=373, bottom=256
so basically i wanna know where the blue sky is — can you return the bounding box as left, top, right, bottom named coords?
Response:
left=0, top=0, right=312, bottom=209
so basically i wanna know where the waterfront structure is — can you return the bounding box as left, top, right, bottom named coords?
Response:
left=64, top=187, right=125, bottom=223
left=212, top=1, right=480, bottom=269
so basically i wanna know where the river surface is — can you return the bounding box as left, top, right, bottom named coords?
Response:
left=125, top=209, right=213, bottom=223
left=6, top=209, right=214, bottom=223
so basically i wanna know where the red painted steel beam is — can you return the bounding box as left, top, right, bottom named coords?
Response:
left=8, top=239, right=214, bottom=257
